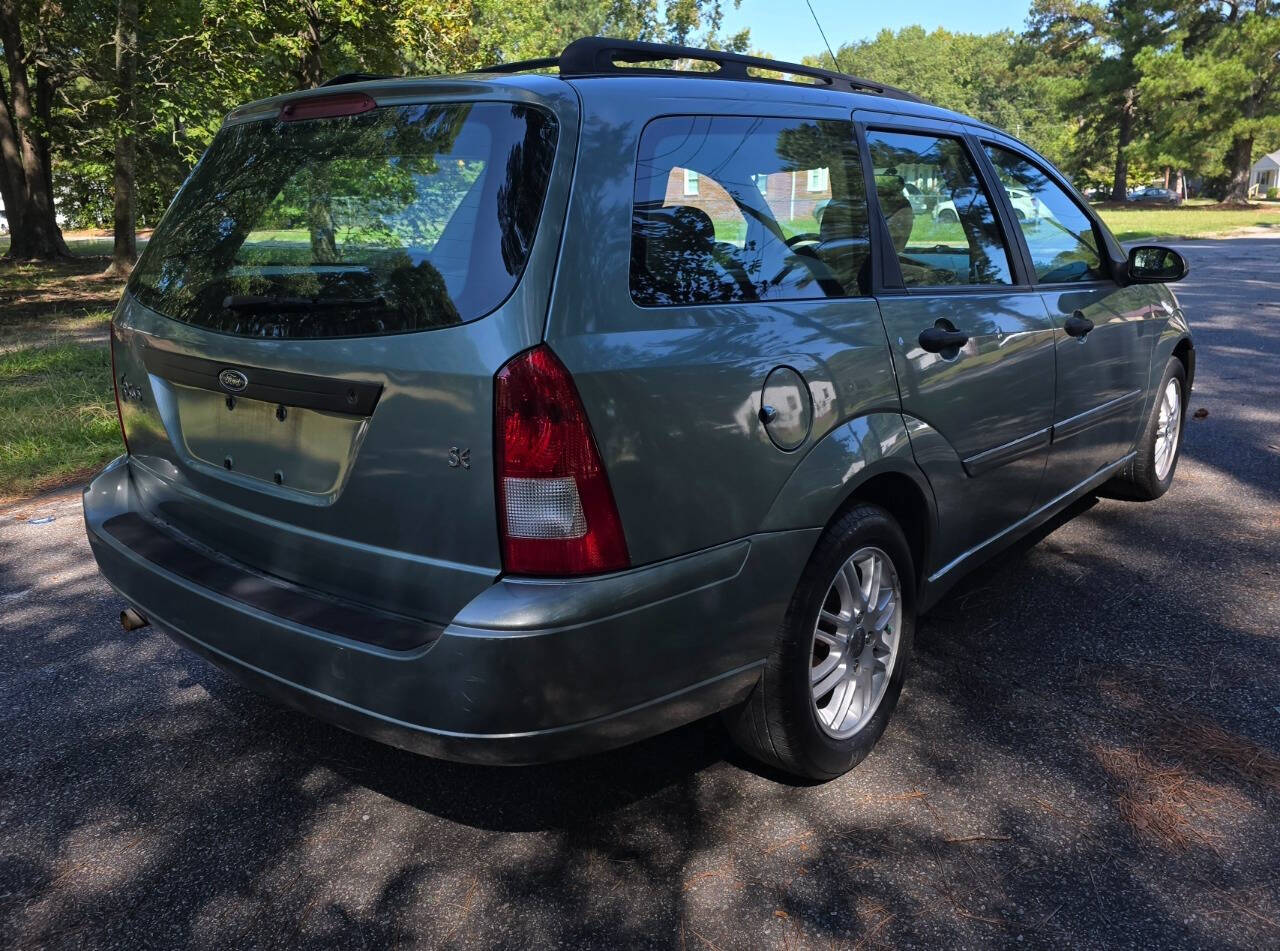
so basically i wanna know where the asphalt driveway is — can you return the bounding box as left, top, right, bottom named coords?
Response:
left=1, top=236, right=1277, bottom=950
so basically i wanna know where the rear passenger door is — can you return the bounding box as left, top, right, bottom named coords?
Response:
left=980, top=140, right=1157, bottom=503
left=861, top=121, right=1057, bottom=569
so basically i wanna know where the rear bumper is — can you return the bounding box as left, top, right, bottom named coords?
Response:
left=84, top=456, right=816, bottom=764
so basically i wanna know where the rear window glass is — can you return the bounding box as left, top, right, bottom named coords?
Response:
left=129, top=102, right=557, bottom=338
left=631, top=116, right=868, bottom=306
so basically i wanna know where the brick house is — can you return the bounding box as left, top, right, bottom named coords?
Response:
left=661, top=167, right=832, bottom=225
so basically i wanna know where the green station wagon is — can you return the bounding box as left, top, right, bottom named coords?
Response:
left=85, top=38, right=1194, bottom=780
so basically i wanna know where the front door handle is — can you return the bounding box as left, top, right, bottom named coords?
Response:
left=1064, top=312, right=1094, bottom=339
left=918, top=326, right=970, bottom=353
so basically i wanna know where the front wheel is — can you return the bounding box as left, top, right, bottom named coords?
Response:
left=726, top=504, right=915, bottom=780
left=1107, top=357, right=1187, bottom=500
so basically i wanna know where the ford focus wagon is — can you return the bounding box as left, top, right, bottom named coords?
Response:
left=85, top=38, right=1193, bottom=780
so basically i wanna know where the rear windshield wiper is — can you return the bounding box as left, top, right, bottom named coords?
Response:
left=222, top=294, right=388, bottom=314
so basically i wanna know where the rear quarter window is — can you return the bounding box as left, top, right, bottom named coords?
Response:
left=630, top=115, right=869, bottom=306
left=129, top=102, right=557, bottom=339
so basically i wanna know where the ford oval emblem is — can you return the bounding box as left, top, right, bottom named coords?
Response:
left=218, top=368, right=249, bottom=392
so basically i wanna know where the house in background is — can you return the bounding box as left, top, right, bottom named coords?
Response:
left=1250, top=149, right=1280, bottom=197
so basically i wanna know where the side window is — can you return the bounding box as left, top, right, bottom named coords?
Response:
left=984, top=145, right=1105, bottom=283
left=865, top=130, right=1014, bottom=287
left=631, top=115, right=869, bottom=306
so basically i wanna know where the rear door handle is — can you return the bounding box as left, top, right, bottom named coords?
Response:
left=1064, top=312, right=1094, bottom=339
left=918, top=326, right=970, bottom=353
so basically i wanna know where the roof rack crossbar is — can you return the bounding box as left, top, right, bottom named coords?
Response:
left=477, top=37, right=923, bottom=104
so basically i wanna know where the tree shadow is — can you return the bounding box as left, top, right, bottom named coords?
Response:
left=2, top=238, right=1277, bottom=948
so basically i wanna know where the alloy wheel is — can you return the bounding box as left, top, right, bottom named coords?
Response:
left=810, top=547, right=903, bottom=738
left=1154, top=377, right=1182, bottom=481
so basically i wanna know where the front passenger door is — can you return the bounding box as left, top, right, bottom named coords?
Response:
left=982, top=143, right=1157, bottom=503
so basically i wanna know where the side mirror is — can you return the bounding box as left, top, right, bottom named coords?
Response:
left=1125, top=245, right=1188, bottom=284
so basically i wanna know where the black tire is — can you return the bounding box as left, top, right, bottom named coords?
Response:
left=937, top=208, right=958, bottom=224
left=1107, top=357, right=1187, bottom=501
left=725, top=504, right=916, bottom=780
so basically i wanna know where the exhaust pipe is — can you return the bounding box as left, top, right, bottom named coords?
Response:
left=120, top=607, right=149, bottom=631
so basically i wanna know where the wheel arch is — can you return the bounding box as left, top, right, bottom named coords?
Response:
left=1172, top=336, right=1195, bottom=395
left=826, top=470, right=933, bottom=594
left=760, top=412, right=938, bottom=594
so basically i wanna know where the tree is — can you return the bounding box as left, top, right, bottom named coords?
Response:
left=1136, top=1, right=1280, bottom=202
left=0, top=0, right=69, bottom=258
left=30, top=0, right=748, bottom=259
left=801, top=27, right=1084, bottom=174
left=470, top=0, right=748, bottom=63
left=1025, top=0, right=1174, bottom=200
left=202, top=0, right=481, bottom=91
left=107, top=0, right=138, bottom=275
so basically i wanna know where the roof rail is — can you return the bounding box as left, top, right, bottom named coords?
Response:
left=477, top=37, right=924, bottom=103
left=320, top=72, right=389, bottom=87
left=480, top=56, right=559, bottom=74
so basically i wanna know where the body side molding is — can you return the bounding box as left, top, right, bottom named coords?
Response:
left=963, top=427, right=1052, bottom=476
left=1051, top=389, right=1142, bottom=444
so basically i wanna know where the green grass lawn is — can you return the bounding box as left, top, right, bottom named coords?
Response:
left=1094, top=205, right=1280, bottom=241
left=0, top=255, right=124, bottom=501
left=0, top=342, right=121, bottom=500
left=0, top=234, right=149, bottom=256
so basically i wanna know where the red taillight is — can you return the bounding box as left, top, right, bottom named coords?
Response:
left=495, top=345, right=629, bottom=576
left=108, top=324, right=130, bottom=454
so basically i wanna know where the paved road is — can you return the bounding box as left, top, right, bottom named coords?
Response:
left=2, top=237, right=1277, bottom=950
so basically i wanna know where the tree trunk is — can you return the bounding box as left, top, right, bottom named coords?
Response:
left=34, top=66, right=67, bottom=256
left=1223, top=134, right=1254, bottom=204
left=107, top=0, right=139, bottom=277
left=297, top=1, right=325, bottom=89
left=1110, top=88, right=1135, bottom=201
left=0, top=73, right=29, bottom=257
left=0, top=1, right=65, bottom=259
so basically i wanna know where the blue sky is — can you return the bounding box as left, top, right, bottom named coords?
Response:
left=718, top=0, right=1032, bottom=63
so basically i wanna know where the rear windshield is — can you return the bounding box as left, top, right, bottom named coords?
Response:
left=129, top=102, right=557, bottom=338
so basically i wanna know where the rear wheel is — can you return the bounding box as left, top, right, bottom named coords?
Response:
left=936, top=208, right=958, bottom=224
left=726, top=504, right=915, bottom=780
left=1108, top=357, right=1187, bottom=500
